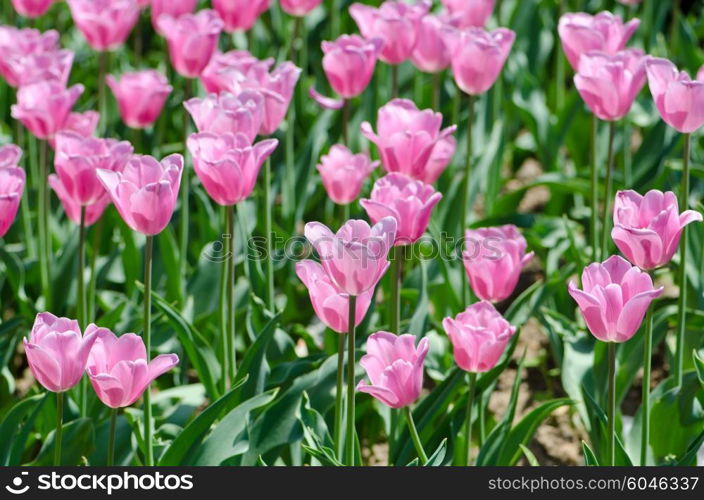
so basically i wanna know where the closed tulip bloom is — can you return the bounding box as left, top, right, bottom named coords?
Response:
left=558, top=11, right=640, bottom=71
left=443, top=27, right=515, bottom=96
left=442, top=301, right=516, bottom=373
left=295, top=260, right=373, bottom=333
left=411, top=14, right=452, bottom=74
left=350, top=0, right=430, bottom=65
left=361, top=173, right=442, bottom=246
left=304, top=217, right=397, bottom=296
left=53, top=110, right=100, bottom=148
left=463, top=225, right=534, bottom=303
left=158, top=10, right=224, bottom=78
left=86, top=329, right=179, bottom=408
left=0, top=144, right=22, bottom=168
left=0, top=165, right=26, bottom=238
left=97, top=154, right=183, bottom=235
left=11, top=81, right=84, bottom=140
left=441, top=0, right=494, bottom=28
left=321, top=35, right=383, bottom=99
left=568, top=255, right=663, bottom=343
left=645, top=57, right=704, bottom=134
left=67, top=0, right=140, bottom=51
left=280, top=0, right=322, bottom=16
left=200, top=50, right=274, bottom=94
left=107, top=70, right=172, bottom=129
left=317, top=145, right=378, bottom=205
left=213, top=0, right=271, bottom=32
left=0, top=27, right=59, bottom=87
left=361, top=99, right=457, bottom=184
left=49, top=175, right=111, bottom=226
left=184, top=91, right=264, bottom=142
left=357, top=331, right=429, bottom=408
left=150, top=0, right=197, bottom=31
left=12, top=0, right=53, bottom=17
left=187, top=132, right=277, bottom=205
left=574, top=49, right=645, bottom=121
left=23, top=313, right=99, bottom=393
left=612, top=190, right=702, bottom=270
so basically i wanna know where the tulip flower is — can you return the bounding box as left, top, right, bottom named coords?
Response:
left=184, top=91, right=265, bottom=142
left=107, top=70, right=173, bottom=129
left=150, top=0, right=198, bottom=31
left=411, top=14, right=453, bottom=75
left=317, top=145, right=378, bottom=205
left=319, top=34, right=383, bottom=102
left=280, top=0, right=323, bottom=16
left=67, top=0, right=140, bottom=51
left=309, top=88, right=345, bottom=110
left=0, top=144, right=22, bottom=168
left=462, top=225, right=534, bottom=303
left=48, top=177, right=111, bottom=227
left=440, top=0, right=494, bottom=28
left=54, top=111, right=100, bottom=148
left=361, top=99, right=457, bottom=184
left=558, top=11, right=640, bottom=71
left=11, top=0, right=54, bottom=17
left=200, top=50, right=274, bottom=94
left=0, top=27, right=59, bottom=87
left=158, top=10, right=224, bottom=78
left=0, top=48, right=73, bottom=88
left=11, top=81, right=84, bottom=140
left=0, top=164, right=26, bottom=238
left=212, top=0, right=271, bottom=33
left=645, top=57, right=704, bottom=134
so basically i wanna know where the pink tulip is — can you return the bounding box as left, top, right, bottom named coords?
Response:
left=295, top=260, right=373, bottom=333
left=11, top=0, right=53, bottom=18
left=304, top=218, right=397, bottom=296
left=23, top=313, right=99, bottom=393
left=157, top=10, right=224, bottom=78
left=49, top=176, right=111, bottom=227
left=361, top=99, right=457, bottom=184
left=0, top=144, right=22, bottom=168
left=184, top=91, right=264, bottom=142
left=0, top=164, right=26, bottom=238
left=321, top=34, right=383, bottom=99
left=280, top=0, right=323, bottom=17
left=97, top=154, right=183, bottom=236
left=442, top=301, right=516, bottom=373
left=568, top=255, right=663, bottom=343
left=0, top=45, right=72, bottom=88
left=645, top=57, right=704, bottom=134
left=107, top=70, right=173, bottom=129
left=617, top=0, right=641, bottom=4
left=150, top=0, right=197, bottom=31
left=200, top=50, right=273, bottom=94
left=350, top=1, right=430, bottom=65
left=11, top=81, right=84, bottom=140
left=86, top=328, right=179, bottom=408
left=67, top=0, right=140, bottom=51
left=309, top=87, right=345, bottom=110
left=411, top=14, right=453, bottom=74
left=317, top=145, right=378, bottom=205
left=558, top=11, right=640, bottom=71
left=187, top=132, right=277, bottom=206
left=0, top=27, right=60, bottom=87
left=52, top=111, right=100, bottom=148
left=441, top=0, right=494, bottom=28
left=612, top=190, right=702, bottom=270
left=357, top=331, right=429, bottom=408
left=212, top=0, right=271, bottom=32
left=463, top=225, right=534, bottom=303
left=443, top=27, right=515, bottom=96
left=361, top=173, right=442, bottom=246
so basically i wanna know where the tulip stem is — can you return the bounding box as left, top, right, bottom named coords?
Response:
left=227, top=204, right=236, bottom=384
left=107, top=408, right=117, bottom=466
left=460, top=94, right=476, bottom=306
left=405, top=406, right=428, bottom=465
left=342, top=99, right=350, bottom=145
left=590, top=114, right=599, bottom=261
left=87, top=218, right=104, bottom=322
left=465, top=372, right=477, bottom=466
left=143, top=235, right=154, bottom=466
left=219, top=208, right=231, bottom=393
left=640, top=304, right=654, bottom=466
left=431, top=72, right=440, bottom=110
left=390, top=246, right=401, bottom=334
left=264, top=157, right=275, bottom=310
left=600, top=120, right=616, bottom=261
left=334, top=332, right=346, bottom=461
left=37, top=138, right=51, bottom=310
left=346, top=294, right=357, bottom=465
left=98, top=51, right=109, bottom=135
left=54, top=391, right=63, bottom=466
left=607, top=342, right=616, bottom=466
left=391, top=65, right=398, bottom=98
left=179, top=78, right=192, bottom=309
left=78, top=207, right=87, bottom=417
left=674, top=133, right=691, bottom=387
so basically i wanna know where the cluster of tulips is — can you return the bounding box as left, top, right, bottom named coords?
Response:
left=0, top=0, right=701, bottom=467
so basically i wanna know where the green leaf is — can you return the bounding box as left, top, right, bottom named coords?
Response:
left=0, top=393, right=47, bottom=465
left=425, top=438, right=447, bottom=466
left=519, top=444, right=539, bottom=466
left=29, top=417, right=95, bottom=466
left=582, top=441, right=599, bottom=466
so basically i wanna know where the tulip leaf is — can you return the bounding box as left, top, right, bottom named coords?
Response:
left=0, top=393, right=47, bottom=465
left=519, top=444, right=540, bottom=466
left=29, top=417, right=95, bottom=466
left=582, top=441, right=599, bottom=466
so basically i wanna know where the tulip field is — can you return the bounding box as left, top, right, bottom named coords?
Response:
left=1, top=0, right=704, bottom=470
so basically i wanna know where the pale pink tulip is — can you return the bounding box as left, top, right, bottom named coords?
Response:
left=157, top=10, right=224, bottom=78
left=52, top=111, right=100, bottom=148
left=200, top=50, right=273, bottom=94
left=309, top=87, right=345, bottom=110
left=317, top=145, right=378, bottom=205
left=184, top=91, right=265, bottom=142
left=0, top=47, right=73, bottom=87
left=150, top=0, right=197, bottom=31
left=440, top=0, right=494, bottom=28
left=49, top=175, right=111, bottom=227
left=0, top=164, right=25, bottom=238
left=645, top=57, right=704, bottom=134
left=411, top=14, right=453, bottom=74
left=212, top=0, right=271, bottom=32
left=0, top=27, right=59, bottom=86
left=11, top=81, right=84, bottom=140
left=0, top=144, right=22, bottom=168
left=280, top=0, right=323, bottom=17
left=321, top=34, right=383, bottom=99
left=67, top=0, right=140, bottom=51
left=107, top=70, right=172, bottom=129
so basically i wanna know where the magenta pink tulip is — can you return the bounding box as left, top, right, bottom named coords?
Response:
left=350, top=1, right=430, bottom=65
left=158, top=10, right=224, bottom=78
left=361, top=173, right=442, bottom=246
left=463, top=225, right=534, bottom=303
left=558, top=11, right=640, bottom=71
left=200, top=50, right=273, bottom=94
left=23, top=313, right=99, bottom=393
left=280, top=0, right=322, bottom=17
left=0, top=144, right=22, bottom=168
left=317, top=145, right=378, bottom=205
left=67, top=0, right=140, bottom=51
left=361, top=99, right=456, bottom=184
left=184, top=91, right=264, bottom=142
left=150, top=0, right=197, bottom=31
left=443, top=27, right=515, bottom=96
left=212, top=0, right=271, bottom=32
left=0, top=27, right=58, bottom=87
left=187, top=132, right=277, bottom=206
left=411, top=14, right=453, bottom=74
left=321, top=34, right=383, bottom=99
left=568, top=255, right=663, bottom=343
left=304, top=218, right=397, bottom=296
left=357, top=331, right=429, bottom=408
left=442, top=301, right=516, bottom=373
left=107, top=70, right=172, bottom=129
left=49, top=176, right=111, bottom=227
left=645, top=57, right=704, bottom=134
left=441, top=0, right=494, bottom=28
left=97, top=154, right=183, bottom=236
left=0, top=164, right=25, bottom=238
left=11, top=81, right=84, bottom=140
left=86, top=328, right=179, bottom=408
left=295, top=260, right=373, bottom=334
left=12, top=0, right=53, bottom=18
left=612, top=190, right=702, bottom=270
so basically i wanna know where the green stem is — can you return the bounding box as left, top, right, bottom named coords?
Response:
left=179, top=78, right=192, bottom=309
left=227, top=204, right=236, bottom=384
left=555, top=0, right=565, bottom=111
left=143, top=235, right=154, bottom=466
left=590, top=114, right=599, bottom=261
left=87, top=218, right=104, bottom=322
left=78, top=207, right=87, bottom=417
left=391, top=65, right=398, bottom=99
left=330, top=0, right=340, bottom=39
left=390, top=246, right=401, bottom=334
left=674, top=133, right=691, bottom=387
left=640, top=304, right=654, bottom=466
left=431, top=72, right=440, bottom=110
left=405, top=406, right=428, bottom=465
left=607, top=342, right=616, bottom=466
left=623, top=121, right=632, bottom=187
left=460, top=94, right=476, bottom=305
left=107, top=408, right=117, bottom=466
left=264, top=157, right=275, bottom=310
left=54, top=392, right=63, bottom=466
left=219, top=208, right=230, bottom=393
left=98, top=51, right=109, bottom=135
left=345, top=294, right=357, bottom=465
left=37, top=138, right=51, bottom=310
left=334, top=332, right=346, bottom=461
left=600, top=120, right=616, bottom=260
left=342, top=99, right=350, bottom=145
left=465, top=372, right=477, bottom=466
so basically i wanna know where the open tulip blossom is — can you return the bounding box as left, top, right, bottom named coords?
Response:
left=0, top=27, right=59, bottom=87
